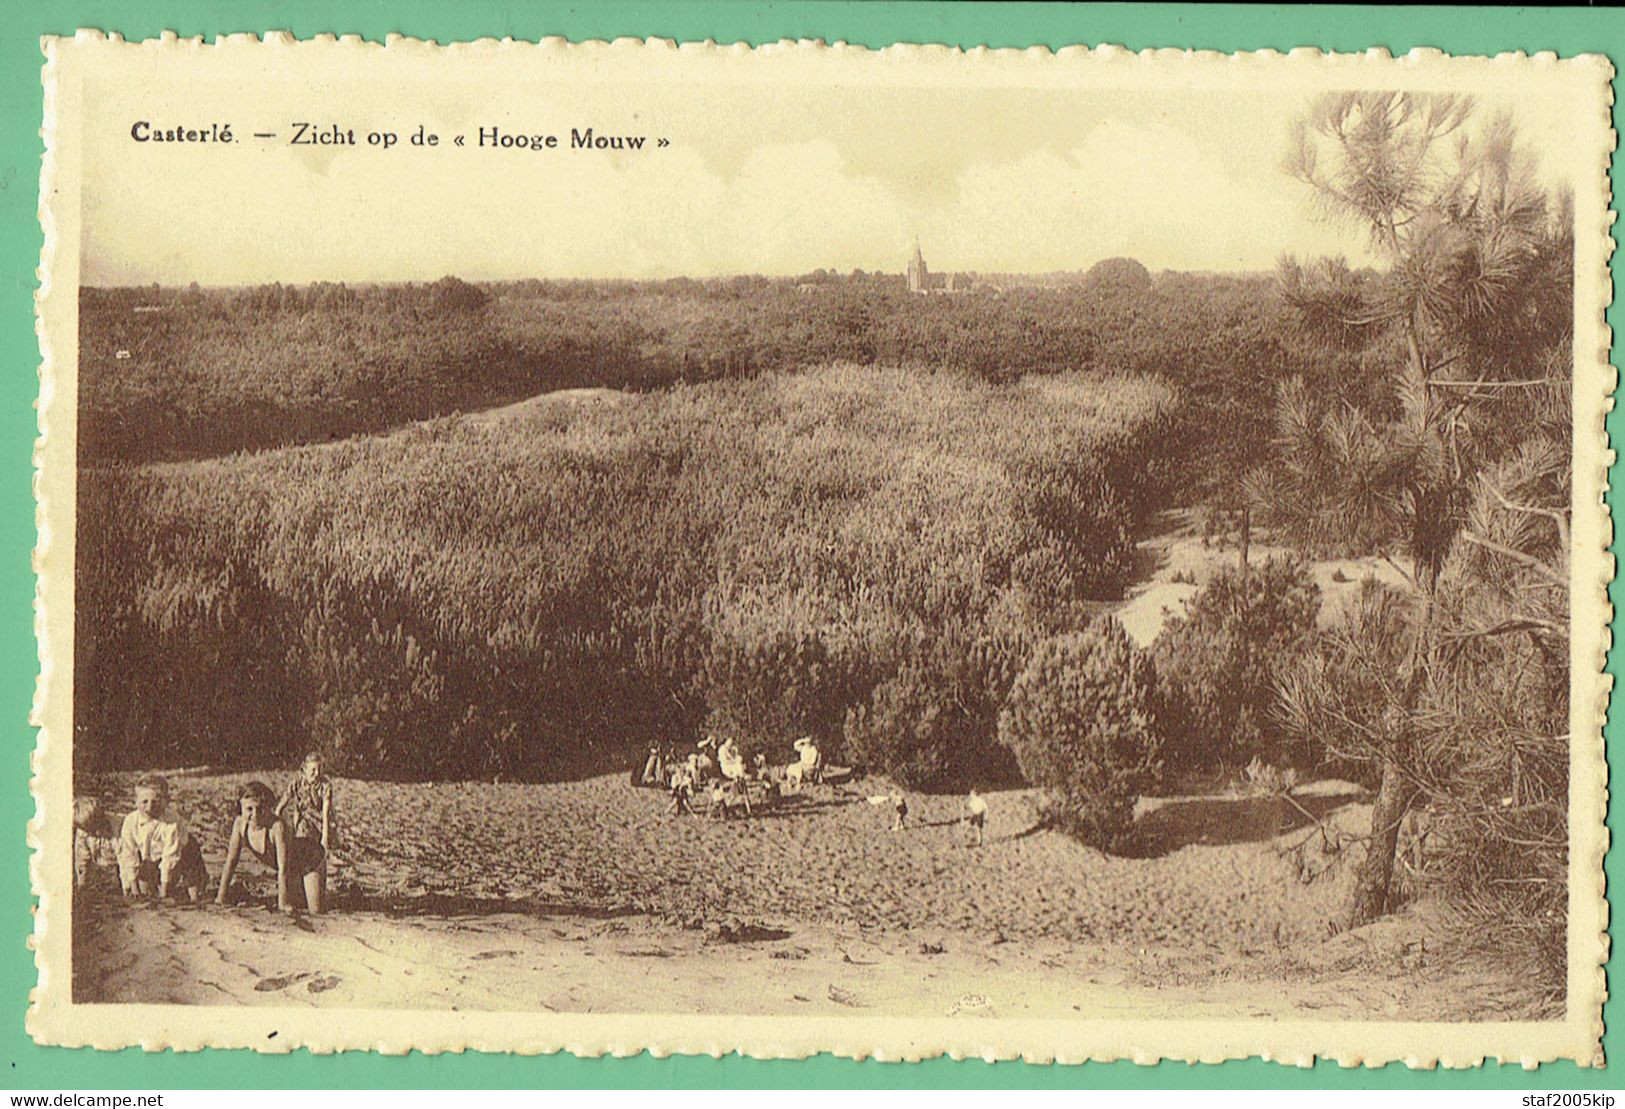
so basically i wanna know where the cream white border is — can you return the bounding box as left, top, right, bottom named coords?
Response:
left=29, top=33, right=1616, bottom=1066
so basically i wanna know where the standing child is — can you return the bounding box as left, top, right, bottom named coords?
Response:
left=217, top=781, right=325, bottom=913
left=277, top=752, right=336, bottom=913
left=73, top=796, right=118, bottom=890
left=891, top=792, right=909, bottom=832
left=636, top=744, right=665, bottom=788
left=965, top=788, right=989, bottom=847
left=117, top=774, right=208, bottom=901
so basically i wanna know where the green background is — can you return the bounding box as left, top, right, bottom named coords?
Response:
left=4, top=1, right=1619, bottom=1089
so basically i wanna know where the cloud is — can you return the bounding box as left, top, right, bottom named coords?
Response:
left=81, top=80, right=1568, bottom=285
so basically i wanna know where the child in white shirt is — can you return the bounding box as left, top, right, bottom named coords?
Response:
left=965, top=789, right=989, bottom=847
left=117, top=775, right=207, bottom=901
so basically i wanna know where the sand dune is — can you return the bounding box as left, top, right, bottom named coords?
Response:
left=72, top=770, right=1552, bottom=1020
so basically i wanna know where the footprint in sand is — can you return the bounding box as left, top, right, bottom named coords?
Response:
left=307, top=976, right=342, bottom=994
left=253, top=973, right=312, bottom=992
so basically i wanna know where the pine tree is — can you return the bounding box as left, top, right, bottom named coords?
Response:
left=1253, top=94, right=1571, bottom=927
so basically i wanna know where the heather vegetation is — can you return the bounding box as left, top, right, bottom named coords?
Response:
left=77, top=366, right=1175, bottom=789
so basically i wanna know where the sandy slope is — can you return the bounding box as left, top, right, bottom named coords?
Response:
left=79, top=773, right=1369, bottom=951
left=73, top=873, right=1535, bottom=1021
left=72, top=770, right=1554, bottom=1020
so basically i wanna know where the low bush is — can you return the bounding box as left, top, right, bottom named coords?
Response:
left=843, top=622, right=1029, bottom=789
left=997, top=619, right=1160, bottom=849
left=1152, top=556, right=1320, bottom=773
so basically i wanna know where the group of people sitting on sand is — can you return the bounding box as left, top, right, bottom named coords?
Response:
left=638, top=733, right=991, bottom=845
left=73, top=751, right=339, bottom=914
left=638, top=734, right=825, bottom=818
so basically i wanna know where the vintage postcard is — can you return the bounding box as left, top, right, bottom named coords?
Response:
left=30, top=33, right=1613, bottom=1065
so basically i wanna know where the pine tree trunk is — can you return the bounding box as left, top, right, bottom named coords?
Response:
left=1238, top=505, right=1251, bottom=576
left=1345, top=534, right=1435, bottom=930
left=1346, top=755, right=1417, bottom=929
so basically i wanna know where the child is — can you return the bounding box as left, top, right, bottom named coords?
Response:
left=637, top=744, right=665, bottom=788
left=708, top=780, right=732, bottom=820
left=891, top=792, right=909, bottom=832
left=217, top=781, right=325, bottom=913
left=117, top=774, right=208, bottom=902
left=668, top=761, right=695, bottom=816
left=73, top=796, right=118, bottom=890
left=965, top=788, right=989, bottom=848
left=691, top=738, right=717, bottom=784
left=276, top=752, right=336, bottom=912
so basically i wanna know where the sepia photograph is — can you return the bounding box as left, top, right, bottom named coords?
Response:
left=31, top=36, right=1611, bottom=1064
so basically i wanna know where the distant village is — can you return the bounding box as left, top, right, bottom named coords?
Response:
left=793, top=244, right=1150, bottom=296
left=793, top=244, right=981, bottom=296
left=905, top=243, right=971, bottom=294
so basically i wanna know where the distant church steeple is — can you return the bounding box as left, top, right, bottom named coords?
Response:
left=907, top=239, right=930, bottom=293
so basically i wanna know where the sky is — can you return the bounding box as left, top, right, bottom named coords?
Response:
left=78, top=74, right=1580, bottom=285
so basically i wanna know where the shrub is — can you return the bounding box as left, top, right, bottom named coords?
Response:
left=997, top=619, right=1159, bottom=849
left=1152, top=556, right=1320, bottom=773
left=845, top=658, right=971, bottom=788
left=843, top=625, right=1028, bottom=789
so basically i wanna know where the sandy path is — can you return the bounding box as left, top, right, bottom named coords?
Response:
left=1111, top=509, right=1413, bottom=648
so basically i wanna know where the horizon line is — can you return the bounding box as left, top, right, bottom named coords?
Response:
left=79, top=265, right=1304, bottom=291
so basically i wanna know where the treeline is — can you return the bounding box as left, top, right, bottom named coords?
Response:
left=76, top=366, right=1177, bottom=789
left=79, top=268, right=1359, bottom=503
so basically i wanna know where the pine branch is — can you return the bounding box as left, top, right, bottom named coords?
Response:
left=1458, top=531, right=1567, bottom=587
left=1441, top=617, right=1563, bottom=643
left=1427, top=378, right=1564, bottom=389
left=1486, top=484, right=1570, bottom=552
